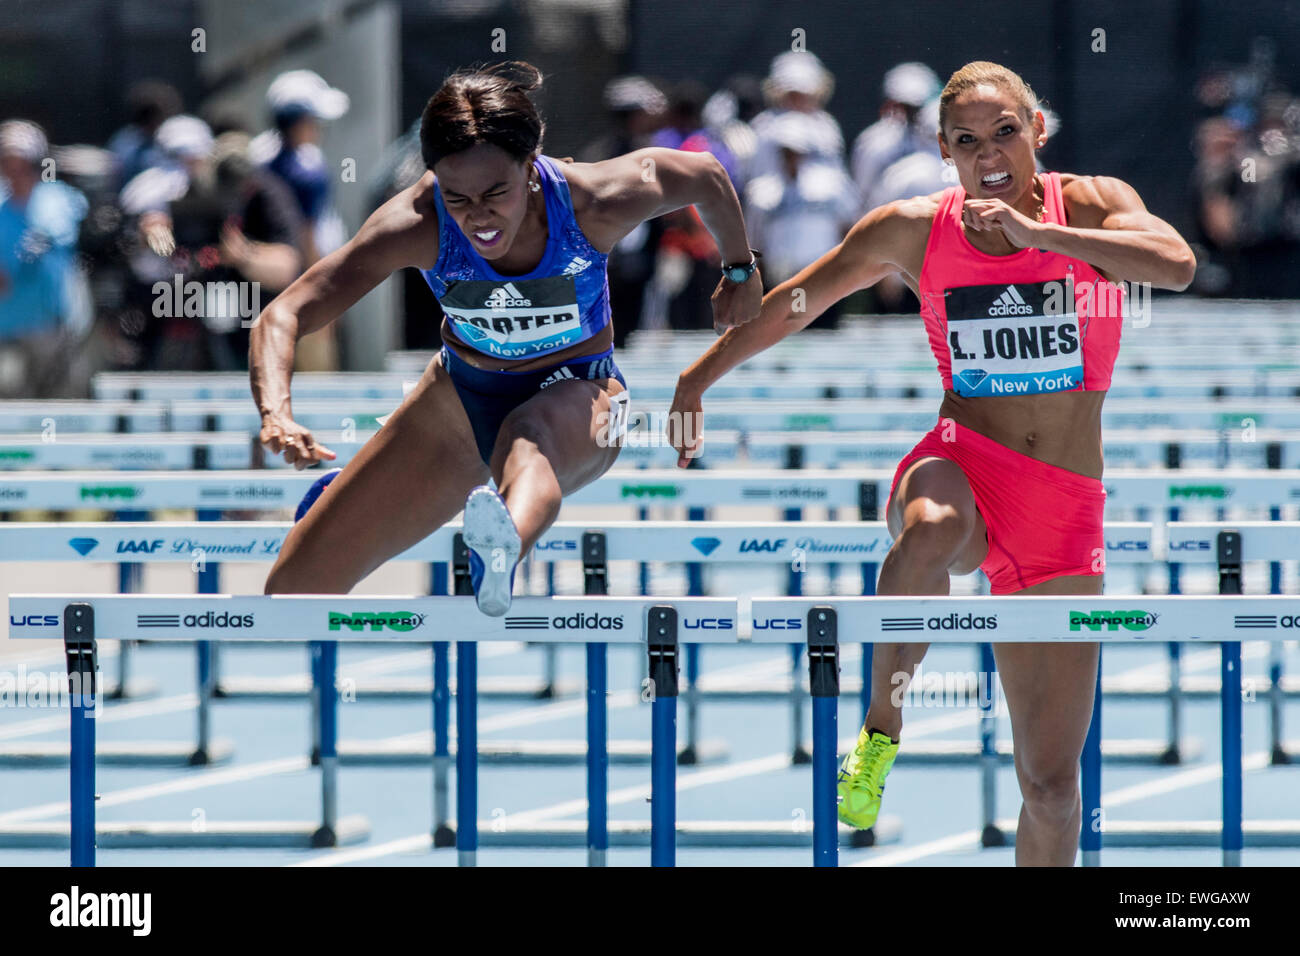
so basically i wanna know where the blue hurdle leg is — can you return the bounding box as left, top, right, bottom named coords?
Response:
left=456, top=642, right=478, bottom=866
left=812, top=695, right=838, bottom=866
left=313, top=640, right=339, bottom=847
left=1081, top=649, right=1103, bottom=866
left=650, top=693, right=677, bottom=867
left=70, top=686, right=96, bottom=867
left=1222, top=641, right=1243, bottom=867
left=587, top=643, right=608, bottom=866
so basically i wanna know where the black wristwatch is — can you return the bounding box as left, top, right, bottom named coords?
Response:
left=721, top=250, right=761, bottom=284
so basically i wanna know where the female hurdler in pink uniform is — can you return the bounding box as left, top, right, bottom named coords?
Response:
left=670, top=62, right=1195, bottom=865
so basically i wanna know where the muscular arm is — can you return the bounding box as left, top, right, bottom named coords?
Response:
left=678, top=201, right=926, bottom=393
left=249, top=177, right=435, bottom=422
left=1041, top=176, right=1196, bottom=289
left=577, top=148, right=752, bottom=265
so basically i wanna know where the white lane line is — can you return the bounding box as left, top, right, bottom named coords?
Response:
left=0, top=694, right=199, bottom=741
left=291, top=638, right=1268, bottom=866
left=289, top=833, right=434, bottom=867
left=0, top=649, right=800, bottom=828
left=0, top=755, right=310, bottom=825
left=851, top=750, right=1274, bottom=867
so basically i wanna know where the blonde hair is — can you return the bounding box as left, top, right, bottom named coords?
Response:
left=938, top=61, right=1039, bottom=138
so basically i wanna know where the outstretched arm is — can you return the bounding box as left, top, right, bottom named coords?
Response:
left=669, top=202, right=922, bottom=465
left=249, top=178, right=434, bottom=467
left=581, top=147, right=760, bottom=331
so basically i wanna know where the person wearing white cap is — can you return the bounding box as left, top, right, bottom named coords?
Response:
left=743, top=111, right=857, bottom=327
left=0, top=119, right=89, bottom=396
left=255, top=70, right=350, bottom=371
left=749, top=51, right=847, bottom=181
left=852, top=62, right=943, bottom=215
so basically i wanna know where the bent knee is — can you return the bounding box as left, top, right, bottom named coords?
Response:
left=894, top=501, right=977, bottom=564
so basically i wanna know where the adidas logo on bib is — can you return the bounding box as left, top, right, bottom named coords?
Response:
left=486, top=283, right=532, bottom=310
left=988, top=285, right=1034, bottom=316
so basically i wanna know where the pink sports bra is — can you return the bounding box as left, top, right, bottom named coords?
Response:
left=917, top=172, right=1124, bottom=397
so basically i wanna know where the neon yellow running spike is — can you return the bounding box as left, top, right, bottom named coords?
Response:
left=837, top=727, right=900, bottom=830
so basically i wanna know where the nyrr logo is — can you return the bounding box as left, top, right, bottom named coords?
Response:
left=79, top=485, right=141, bottom=501
left=988, top=285, right=1034, bottom=316
left=328, top=611, right=427, bottom=632
left=683, top=617, right=734, bottom=630
left=485, top=283, right=531, bottom=309
left=1169, top=485, right=1231, bottom=500
left=117, top=539, right=164, bottom=554
left=1069, top=610, right=1160, bottom=632
left=620, top=484, right=681, bottom=499
left=753, top=617, right=801, bottom=631
left=739, top=537, right=786, bottom=553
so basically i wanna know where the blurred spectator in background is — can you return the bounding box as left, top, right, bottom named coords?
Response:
left=702, top=74, right=762, bottom=190
left=118, top=117, right=303, bottom=371
left=648, top=81, right=743, bottom=333
left=105, top=81, right=182, bottom=192
left=1189, top=39, right=1300, bottom=297
left=580, top=76, right=667, bottom=345
left=253, top=69, right=349, bottom=369
left=744, top=111, right=857, bottom=328
left=0, top=120, right=89, bottom=397
left=750, top=51, right=845, bottom=181
left=852, top=62, right=941, bottom=213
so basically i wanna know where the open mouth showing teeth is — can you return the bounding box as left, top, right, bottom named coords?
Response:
left=981, top=171, right=1010, bottom=187
left=474, top=230, right=501, bottom=243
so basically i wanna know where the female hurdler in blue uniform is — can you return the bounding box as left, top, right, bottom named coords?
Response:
left=252, top=63, right=761, bottom=614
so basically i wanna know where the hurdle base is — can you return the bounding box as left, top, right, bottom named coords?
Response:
left=0, top=739, right=234, bottom=768
left=859, top=737, right=1205, bottom=766
left=433, top=824, right=456, bottom=848
left=211, top=675, right=583, bottom=701
left=0, top=815, right=371, bottom=849
left=472, top=814, right=904, bottom=848
left=1100, top=820, right=1300, bottom=848
left=1103, top=674, right=1300, bottom=700
left=103, top=677, right=160, bottom=701
left=337, top=737, right=730, bottom=766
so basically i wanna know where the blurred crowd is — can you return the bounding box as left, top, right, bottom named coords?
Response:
left=0, top=70, right=351, bottom=397
left=7, top=43, right=1300, bottom=398
left=1190, top=38, right=1300, bottom=298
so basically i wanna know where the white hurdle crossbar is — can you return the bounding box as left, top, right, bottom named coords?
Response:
left=11, top=591, right=1300, bottom=867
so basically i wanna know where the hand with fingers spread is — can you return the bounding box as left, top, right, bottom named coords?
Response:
left=961, top=197, right=1043, bottom=250
left=259, top=414, right=337, bottom=470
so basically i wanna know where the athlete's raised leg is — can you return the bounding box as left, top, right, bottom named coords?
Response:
left=265, top=353, right=489, bottom=594
left=838, top=455, right=988, bottom=830
left=866, top=456, right=989, bottom=737
left=993, top=573, right=1102, bottom=866
left=491, top=376, right=627, bottom=550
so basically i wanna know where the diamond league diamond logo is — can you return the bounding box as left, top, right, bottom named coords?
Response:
left=956, top=368, right=989, bottom=392
left=68, top=538, right=99, bottom=556
left=690, top=537, right=722, bottom=556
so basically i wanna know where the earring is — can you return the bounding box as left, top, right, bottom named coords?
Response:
left=529, top=178, right=541, bottom=193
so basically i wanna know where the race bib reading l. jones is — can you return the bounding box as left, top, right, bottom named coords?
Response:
left=944, top=279, right=1083, bottom=397
left=440, top=276, right=582, bottom=360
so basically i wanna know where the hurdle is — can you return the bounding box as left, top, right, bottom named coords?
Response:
left=15, top=591, right=1300, bottom=867
left=750, top=589, right=1300, bottom=867
left=7, top=594, right=740, bottom=866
